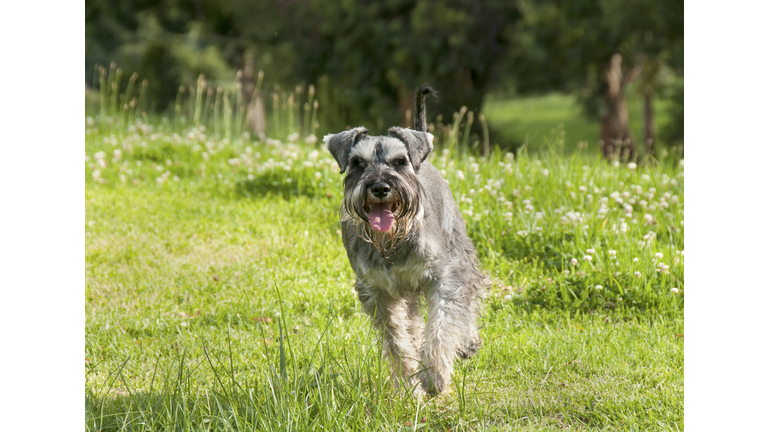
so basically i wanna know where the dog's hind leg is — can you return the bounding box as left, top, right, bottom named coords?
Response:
left=356, top=283, right=424, bottom=395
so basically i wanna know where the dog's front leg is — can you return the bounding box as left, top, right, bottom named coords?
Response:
left=419, top=282, right=468, bottom=394
left=356, top=282, right=424, bottom=395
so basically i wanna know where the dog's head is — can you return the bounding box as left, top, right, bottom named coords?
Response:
left=324, top=126, right=433, bottom=242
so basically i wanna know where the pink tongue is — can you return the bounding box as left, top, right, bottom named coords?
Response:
left=368, top=203, right=395, bottom=232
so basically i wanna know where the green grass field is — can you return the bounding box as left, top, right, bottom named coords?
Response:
left=85, top=90, right=683, bottom=430
left=483, top=90, right=672, bottom=155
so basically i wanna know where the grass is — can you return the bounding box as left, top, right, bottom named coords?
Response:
left=482, top=90, right=673, bottom=155
left=85, top=77, right=683, bottom=430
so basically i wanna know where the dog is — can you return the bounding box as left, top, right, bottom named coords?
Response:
left=324, top=85, right=486, bottom=396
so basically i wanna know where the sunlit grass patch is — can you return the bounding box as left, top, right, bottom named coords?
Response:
left=85, top=101, right=683, bottom=430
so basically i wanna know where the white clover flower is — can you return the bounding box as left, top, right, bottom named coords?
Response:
left=595, top=285, right=603, bottom=290
left=92, top=169, right=101, bottom=180
left=584, top=255, right=592, bottom=262
left=542, top=169, right=549, bottom=177
left=571, top=258, right=578, bottom=266
left=612, top=161, right=620, bottom=168
left=504, top=152, right=514, bottom=161
left=119, top=174, right=126, bottom=183
left=671, top=287, right=679, bottom=294
left=517, top=230, right=528, bottom=237
left=504, top=294, right=513, bottom=301
left=314, top=172, right=322, bottom=180
left=627, top=162, right=637, bottom=170
left=644, top=214, right=654, bottom=225
left=457, top=170, right=465, bottom=181
left=305, top=134, right=318, bottom=145
left=247, top=174, right=255, bottom=180
left=608, top=249, right=617, bottom=257
left=586, top=248, right=596, bottom=255
left=654, top=252, right=664, bottom=259
left=635, top=271, right=642, bottom=278
left=287, top=132, right=299, bottom=143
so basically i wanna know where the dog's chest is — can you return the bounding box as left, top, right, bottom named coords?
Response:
left=358, top=255, right=432, bottom=296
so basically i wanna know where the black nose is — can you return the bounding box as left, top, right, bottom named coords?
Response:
left=369, top=182, right=391, bottom=198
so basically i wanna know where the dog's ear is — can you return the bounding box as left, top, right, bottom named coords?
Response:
left=387, top=127, right=434, bottom=171
left=324, top=127, right=369, bottom=174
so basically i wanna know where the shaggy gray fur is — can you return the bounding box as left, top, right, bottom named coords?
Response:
left=324, top=124, right=487, bottom=396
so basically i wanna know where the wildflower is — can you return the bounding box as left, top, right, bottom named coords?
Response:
left=586, top=249, right=596, bottom=255
left=571, top=258, right=578, bottom=266
left=92, top=170, right=101, bottom=180
left=608, top=249, right=617, bottom=257
left=579, top=186, right=587, bottom=193
left=287, top=133, right=299, bottom=143
left=542, top=169, right=549, bottom=177
left=516, top=230, right=528, bottom=237
left=504, top=294, right=513, bottom=301
left=584, top=255, right=592, bottom=262
left=627, top=162, right=637, bottom=170
left=457, top=170, right=465, bottom=181
left=644, top=214, right=654, bottom=225
left=119, top=174, right=126, bottom=183
left=305, top=134, right=318, bottom=145
left=671, top=287, right=679, bottom=294
left=595, top=285, right=603, bottom=290
left=314, top=172, right=322, bottom=180
left=654, top=252, right=663, bottom=259
left=635, top=271, right=642, bottom=278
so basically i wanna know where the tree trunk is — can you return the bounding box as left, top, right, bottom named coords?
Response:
left=643, top=92, right=655, bottom=157
left=599, top=54, right=640, bottom=162
left=241, top=51, right=266, bottom=136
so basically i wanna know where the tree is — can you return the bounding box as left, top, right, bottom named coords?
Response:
left=503, top=0, right=684, bottom=155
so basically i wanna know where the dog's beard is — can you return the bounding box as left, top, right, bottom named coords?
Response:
left=341, top=180, right=422, bottom=258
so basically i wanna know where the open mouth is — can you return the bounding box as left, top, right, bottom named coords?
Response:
left=365, top=200, right=399, bottom=232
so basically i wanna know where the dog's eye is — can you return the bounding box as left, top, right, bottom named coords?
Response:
left=352, top=159, right=366, bottom=169
left=394, top=158, right=406, bottom=166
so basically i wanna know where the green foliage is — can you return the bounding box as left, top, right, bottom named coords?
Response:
left=86, top=0, right=684, bottom=145
left=504, top=0, right=683, bottom=120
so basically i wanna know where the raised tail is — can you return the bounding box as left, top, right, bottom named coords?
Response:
left=414, top=84, right=438, bottom=132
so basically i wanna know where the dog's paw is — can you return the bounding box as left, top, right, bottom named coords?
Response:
left=457, top=336, right=482, bottom=360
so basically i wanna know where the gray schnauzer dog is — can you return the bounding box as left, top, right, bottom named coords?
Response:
left=324, top=85, right=486, bottom=396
